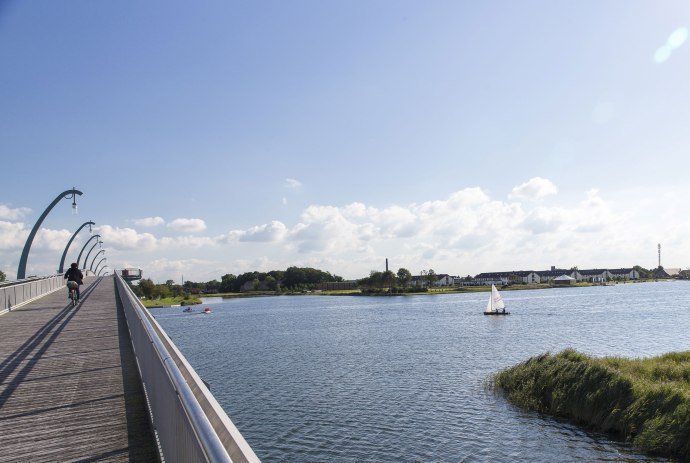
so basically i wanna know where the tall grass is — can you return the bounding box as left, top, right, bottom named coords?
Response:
left=493, top=349, right=690, bottom=460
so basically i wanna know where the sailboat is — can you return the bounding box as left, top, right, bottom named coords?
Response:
left=483, top=284, right=509, bottom=315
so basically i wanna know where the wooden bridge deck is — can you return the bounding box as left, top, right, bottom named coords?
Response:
left=0, top=276, right=157, bottom=462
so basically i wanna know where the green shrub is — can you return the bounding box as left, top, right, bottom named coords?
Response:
left=494, top=350, right=690, bottom=460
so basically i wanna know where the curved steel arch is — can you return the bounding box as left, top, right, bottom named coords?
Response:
left=94, top=258, right=107, bottom=275
left=77, top=234, right=100, bottom=269
left=90, top=250, right=105, bottom=271
left=59, top=221, right=95, bottom=273
left=17, top=188, right=83, bottom=279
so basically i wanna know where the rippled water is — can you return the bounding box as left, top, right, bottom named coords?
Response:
left=151, top=281, right=690, bottom=462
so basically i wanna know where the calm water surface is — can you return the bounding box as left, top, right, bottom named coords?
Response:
left=152, top=282, right=690, bottom=462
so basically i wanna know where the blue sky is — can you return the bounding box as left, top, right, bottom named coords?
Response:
left=1, top=1, right=689, bottom=282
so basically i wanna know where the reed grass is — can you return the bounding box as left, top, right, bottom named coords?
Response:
left=493, top=349, right=690, bottom=460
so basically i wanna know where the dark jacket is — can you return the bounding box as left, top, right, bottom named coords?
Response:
left=64, top=268, right=84, bottom=285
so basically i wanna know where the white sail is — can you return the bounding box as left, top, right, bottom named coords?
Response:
left=486, top=284, right=506, bottom=312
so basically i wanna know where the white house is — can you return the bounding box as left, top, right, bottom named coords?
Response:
left=575, top=269, right=613, bottom=282
left=608, top=268, right=640, bottom=280
left=473, top=271, right=540, bottom=285
left=434, top=274, right=454, bottom=286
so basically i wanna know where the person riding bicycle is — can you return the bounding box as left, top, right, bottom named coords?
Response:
left=64, top=263, right=84, bottom=301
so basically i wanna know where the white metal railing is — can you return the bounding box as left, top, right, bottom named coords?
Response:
left=115, top=274, right=261, bottom=463
left=0, top=274, right=65, bottom=315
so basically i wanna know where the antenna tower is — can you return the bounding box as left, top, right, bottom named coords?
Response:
left=658, top=243, right=661, bottom=268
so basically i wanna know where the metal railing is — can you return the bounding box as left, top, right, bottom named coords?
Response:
left=114, top=274, right=261, bottom=463
left=0, top=274, right=65, bottom=315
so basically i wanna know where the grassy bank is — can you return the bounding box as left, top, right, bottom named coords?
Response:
left=141, top=296, right=202, bottom=308
left=493, top=349, right=690, bottom=460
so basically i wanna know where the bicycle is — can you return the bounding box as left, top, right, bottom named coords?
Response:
left=66, top=280, right=79, bottom=307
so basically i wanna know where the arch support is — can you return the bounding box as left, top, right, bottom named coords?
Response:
left=17, top=188, right=83, bottom=279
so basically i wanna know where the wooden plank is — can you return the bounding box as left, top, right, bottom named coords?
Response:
left=0, top=276, right=157, bottom=462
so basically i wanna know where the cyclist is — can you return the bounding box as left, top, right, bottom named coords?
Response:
left=64, top=262, right=84, bottom=301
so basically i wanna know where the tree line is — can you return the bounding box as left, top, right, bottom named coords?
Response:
left=127, top=263, right=667, bottom=300
left=132, top=266, right=345, bottom=298
left=357, top=267, right=436, bottom=293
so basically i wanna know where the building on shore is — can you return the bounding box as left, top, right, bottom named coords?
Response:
left=470, top=267, right=640, bottom=286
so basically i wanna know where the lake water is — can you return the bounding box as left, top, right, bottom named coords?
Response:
left=151, top=281, right=690, bottom=462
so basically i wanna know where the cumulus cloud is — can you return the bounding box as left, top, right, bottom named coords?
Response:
left=8, top=183, right=681, bottom=282
left=285, top=178, right=303, bottom=189
left=0, top=221, right=27, bottom=250
left=134, top=216, right=165, bottom=227
left=34, top=228, right=72, bottom=251
left=98, top=225, right=157, bottom=251
left=228, top=220, right=288, bottom=242
left=521, top=207, right=564, bottom=234
left=509, top=177, right=558, bottom=200
left=0, top=204, right=31, bottom=221
left=159, top=235, right=218, bottom=248
left=168, top=218, right=207, bottom=233
left=212, top=183, right=661, bottom=278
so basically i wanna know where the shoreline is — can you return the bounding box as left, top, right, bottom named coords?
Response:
left=142, top=279, right=673, bottom=307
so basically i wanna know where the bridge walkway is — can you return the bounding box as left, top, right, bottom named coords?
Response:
left=0, top=276, right=157, bottom=462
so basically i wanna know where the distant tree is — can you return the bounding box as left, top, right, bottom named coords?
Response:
left=153, top=284, right=171, bottom=299
left=265, top=275, right=278, bottom=291
left=220, top=273, right=237, bottom=292
left=633, top=265, right=653, bottom=279
left=425, top=269, right=437, bottom=287
left=137, top=278, right=156, bottom=299
left=397, top=268, right=412, bottom=287
left=205, top=279, right=220, bottom=293
left=0, top=270, right=5, bottom=282
left=165, top=279, right=174, bottom=286
left=382, top=270, right=396, bottom=290
left=361, top=270, right=384, bottom=289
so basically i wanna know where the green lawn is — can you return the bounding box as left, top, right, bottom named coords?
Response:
left=140, top=296, right=201, bottom=308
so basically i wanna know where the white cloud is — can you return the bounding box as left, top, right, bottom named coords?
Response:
left=0, top=221, right=27, bottom=250
left=5, top=184, right=688, bottom=282
left=34, top=228, right=72, bottom=251
left=134, top=216, right=165, bottom=227
left=509, top=177, right=558, bottom=200
left=521, top=207, right=564, bottom=234
left=0, top=204, right=31, bottom=221
left=168, top=218, right=207, bottom=233
left=285, top=178, right=303, bottom=189
left=159, top=235, right=218, bottom=248
left=228, top=221, right=288, bottom=242
left=98, top=225, right=157, bottom=251
left=213, top=184, right=671, bottom=278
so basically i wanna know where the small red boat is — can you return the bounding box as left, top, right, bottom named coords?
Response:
left=203, top=307, right=213, bottom=314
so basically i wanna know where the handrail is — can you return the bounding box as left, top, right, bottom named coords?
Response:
left=115, top=274, right=261, bottom=463
left=0, top=274, right=65, bottom=315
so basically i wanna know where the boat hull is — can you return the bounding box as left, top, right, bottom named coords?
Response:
left=483, top=311, right=510, bottom=315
